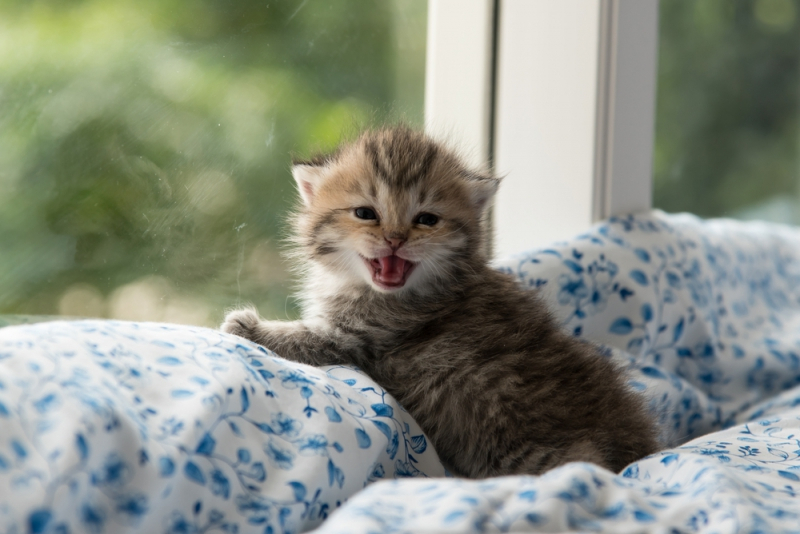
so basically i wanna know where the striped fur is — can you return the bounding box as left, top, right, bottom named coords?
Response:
left=222, top=126, right=659, bottom=477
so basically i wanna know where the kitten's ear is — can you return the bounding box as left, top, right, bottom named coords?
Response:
left=465, top=174, right=500, bottom=211
left=292, top=164, right=328, bottom=207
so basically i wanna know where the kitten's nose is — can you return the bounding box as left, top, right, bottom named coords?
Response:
left=384, top=236, right=406, bottom=250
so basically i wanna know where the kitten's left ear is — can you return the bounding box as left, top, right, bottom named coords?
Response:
left=466, top=174, right=500, bottom=211
left=292, top=164, right=329, bottom=207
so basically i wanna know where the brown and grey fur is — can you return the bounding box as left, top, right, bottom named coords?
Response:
left=222, top=126, right=659, bottom=478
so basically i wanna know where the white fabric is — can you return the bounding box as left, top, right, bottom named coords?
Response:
left=0, top=321, right=444, bottom=533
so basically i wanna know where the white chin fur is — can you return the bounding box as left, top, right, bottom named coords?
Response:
left=312, top=251, right=371, bottom=292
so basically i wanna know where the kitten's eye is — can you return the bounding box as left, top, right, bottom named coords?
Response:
left=415, top=213, right=439, bottom=226
left=355, top=207, right=378, bottom=220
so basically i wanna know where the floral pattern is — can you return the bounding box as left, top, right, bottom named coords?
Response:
left=0, top=321, right=444, bottom=533
left=5, top=210, right=800, bottom=533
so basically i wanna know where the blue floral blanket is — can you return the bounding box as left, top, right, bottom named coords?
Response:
left=0, top=322, right=445, bottom=533
left=4, top=210, right=800, bottom=533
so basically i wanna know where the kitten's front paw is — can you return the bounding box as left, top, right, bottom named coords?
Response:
left=221, top=308, right=263, bottom=342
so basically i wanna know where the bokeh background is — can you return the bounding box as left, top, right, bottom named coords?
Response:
left=2, top=0, right=800, bottom=326
left=654, top=0, right=800, bottom=222
left=0, top=0, right=427, bottom=326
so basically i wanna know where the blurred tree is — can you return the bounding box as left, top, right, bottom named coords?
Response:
left=654, top=0, right=800, bottom=221
left=0, top=0, right=427, bottom=325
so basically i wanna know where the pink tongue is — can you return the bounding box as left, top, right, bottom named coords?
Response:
left=378, top=255, right=407, bottom=283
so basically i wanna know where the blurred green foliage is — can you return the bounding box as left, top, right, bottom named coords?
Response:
left=0, top=0, right=426, bottom=325
left=6, top=0, right=799, bottom=326
left=654, top=0, right=800, bottom=221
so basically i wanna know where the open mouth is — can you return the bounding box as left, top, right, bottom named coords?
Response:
left=363, top=255, right=416, bottom=290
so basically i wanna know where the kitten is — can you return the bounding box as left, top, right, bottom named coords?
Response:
left=222, top=126, right=659, bottom=478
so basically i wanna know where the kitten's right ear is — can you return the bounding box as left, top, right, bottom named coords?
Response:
left=466, top=174, right=500, bottom=212
left=292, top=164, right=328, bottom=206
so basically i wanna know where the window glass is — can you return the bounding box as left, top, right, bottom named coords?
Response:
left=654, top=0, right=800, bottom=222
left=0, top=0, right=427, bottom=326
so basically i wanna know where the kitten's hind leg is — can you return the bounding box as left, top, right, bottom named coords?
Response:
left=221, top=308, right=355, bottom=367
left=515, top=440, right=608, bottom=475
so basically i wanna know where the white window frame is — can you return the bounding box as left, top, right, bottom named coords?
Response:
left=424, top=0, right=497, bottom=171
left=425, top=0, right=659, bottom=257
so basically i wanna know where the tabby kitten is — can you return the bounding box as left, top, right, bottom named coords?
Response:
left=222, top=126, right=659, bottom=478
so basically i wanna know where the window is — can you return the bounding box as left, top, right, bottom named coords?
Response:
left=0, top=0, right=427, bottom=326
left=6, top=0, right=796, bottom=326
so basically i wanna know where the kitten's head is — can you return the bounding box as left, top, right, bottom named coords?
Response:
left=291, top=127, right=498, bottom=297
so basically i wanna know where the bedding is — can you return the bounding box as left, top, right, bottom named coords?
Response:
left=0, top=321, right=445, bottom=533
left=3, top=210, right=800, bottom=533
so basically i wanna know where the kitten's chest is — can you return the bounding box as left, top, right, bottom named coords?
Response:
left=329, top=299, right=485, bottom=382
left=362, top=329, right=464, bottom=388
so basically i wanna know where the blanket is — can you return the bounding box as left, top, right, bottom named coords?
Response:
left=3, top=210, right=800, bottom=533
left=0, top=321, right=444, bottom=533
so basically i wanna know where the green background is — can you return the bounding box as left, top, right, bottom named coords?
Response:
left=2, top=0, right=800, bottom=327
left=0, top=0, right=427, bottom=326
left=654, top=0, right=800, bottom=222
